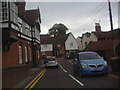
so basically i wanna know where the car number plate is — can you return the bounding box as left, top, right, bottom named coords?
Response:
left=94, top=68, right=101, bottom=71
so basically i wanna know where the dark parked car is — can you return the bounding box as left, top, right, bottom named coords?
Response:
left=65, top=51, right=79, bottom=60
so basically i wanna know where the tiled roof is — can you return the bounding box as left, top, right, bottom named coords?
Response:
left=85, top=39, right=120, bottom=51
left=83, top=32, right=91, bottom=37
left=40, top=34, right=53, bottom=44
left=40, top=34, right=69, bottom=45
left=53, top=34, right=69, bottom=45
left=92, top=28, right=120, bottom=39
left=25, top=9, right=41, bottom=25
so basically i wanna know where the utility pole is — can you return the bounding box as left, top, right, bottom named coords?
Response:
left=108, top=0, right=116, bottom=57
left=108, top=0, right=113, bottom=31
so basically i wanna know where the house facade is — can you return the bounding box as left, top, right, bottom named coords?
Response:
left=40, top=35, right=53, bottom=57
left=85, top=38, right=120, bottom=65
left=77, top=23, right=120, bottom=64
left=65, top=33, right=78, bottom=52
left=1, top=1, right=41, bottom=68
left=40, top=33, right=78, bottom=57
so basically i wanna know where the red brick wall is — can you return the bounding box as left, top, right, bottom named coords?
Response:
left=2, top=39, right=33, bottom=67
left=2, top=41, right=19, bottom=66
left=41, top=51, right=53, bottom=57
left=105, top=49, right=114, bottom=65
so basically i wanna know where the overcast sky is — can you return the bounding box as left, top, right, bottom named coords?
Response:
left=25, top=0, right=119, bottom=38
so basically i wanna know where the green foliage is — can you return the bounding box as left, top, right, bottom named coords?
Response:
left=48, top=23, right=69, bottom=37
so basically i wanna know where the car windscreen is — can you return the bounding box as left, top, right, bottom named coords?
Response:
left=47, top=58, right=55, bottom=61
left=79, top=53, right=101, bottom=60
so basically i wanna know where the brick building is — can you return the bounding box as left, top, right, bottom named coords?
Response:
left=40, top=33, right=78, bottom=57
left=85, top=38, right=120, bottom=65
left=77, top=23, right=120, bottom=64
left=1, top=0, right=41, bottom=68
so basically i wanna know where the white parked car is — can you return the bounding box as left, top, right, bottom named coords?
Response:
left=45, top=56, right=58, bottom=68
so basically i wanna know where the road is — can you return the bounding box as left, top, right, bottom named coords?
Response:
left=24, top=58, right=119, bottom=89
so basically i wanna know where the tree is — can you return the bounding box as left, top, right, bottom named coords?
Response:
left=48, top=23, right=69, bottom=37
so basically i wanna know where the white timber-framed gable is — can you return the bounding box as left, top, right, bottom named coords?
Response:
left=65, top=33, right=78, bottom=51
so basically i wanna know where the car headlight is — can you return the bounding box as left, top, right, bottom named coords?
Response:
left=104, top=61, right=108, bottom=66
left=81, top=63, right=87, bottom=68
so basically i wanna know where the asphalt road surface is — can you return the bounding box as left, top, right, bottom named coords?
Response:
left=25, top=58, right=119, bottom=88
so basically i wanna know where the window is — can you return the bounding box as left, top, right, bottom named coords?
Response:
left=84, top=42, right=87, bottom=47
left=29, top=47, right=32, bottom=61
left=18, top=23, right=22, bottom=32
left=44, top=45, right=47, bottom=47
left=38, top=50, right=40, bottom=59
left=57, top=44, right=61, bottom=47
left=26, top=28, right=29, bottom=36
left=25, top=46, right=28, bottom=63
left=18, top=45, right=23, bottom=64
left=70, top=43, right=73, bottom=47
left=2, top=2, right=8, bottom=21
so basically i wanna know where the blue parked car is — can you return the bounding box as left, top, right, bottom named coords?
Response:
left=73, top=52, right=108, bottom=76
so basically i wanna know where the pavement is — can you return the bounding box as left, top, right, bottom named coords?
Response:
left=2, top=64, right=45, bottom=89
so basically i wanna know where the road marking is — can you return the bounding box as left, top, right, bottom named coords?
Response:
left=29, top=69, right=46, bottom=89
left=59, top=63, right=84, bottom=86
left=59, top=64, right=67, bottom=73
left=108, top=74, right=120, bottom=79
left=24, top=69, right=46, bottom=89
left=69, top=74, right=84, bottom=86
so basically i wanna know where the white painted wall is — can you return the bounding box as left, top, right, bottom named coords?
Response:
left=89, top=33, right=98, bottom=42
left=82, top=35, right=90, bottom=50
left=82, top=33, right=98, bottom=50
left=41, top=44, right=53, bottom=52
left=65, top=33, right=78, bottom=50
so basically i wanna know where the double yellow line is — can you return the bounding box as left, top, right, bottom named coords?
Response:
left=24, top=69, right=46, bottom=90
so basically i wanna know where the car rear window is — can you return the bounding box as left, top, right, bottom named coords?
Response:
left=79, top=53, right=101, bottom=60
left=47, top=58, right=55, bottom=61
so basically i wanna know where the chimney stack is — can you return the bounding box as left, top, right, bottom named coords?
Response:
left=95, top=23, right=101, bottom=32
left=17, top=0, right=26, bottom=16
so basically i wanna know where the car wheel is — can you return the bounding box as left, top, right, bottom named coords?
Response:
left=73, top=65, right=77, bottom=74
left=104, top=72, right=108, bottom=76
left=56, top=65, right=58, bottom=68
left=74, top=69, right=77, bottom=74
left=78, top=71, right=83, bottom=77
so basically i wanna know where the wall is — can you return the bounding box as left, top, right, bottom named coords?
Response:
left=41, top=44, right=53, bottom=52
left=41, top=51, right=53, bottom=57
left=65, top=33, right=78, bottom=50
left=89, top=33, right=98, bottom=42
left=76, top=37, right=83, bottom=50
left=2, top=39, right=33, bottom=67
left=82, top=33, right=97, bottom=50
